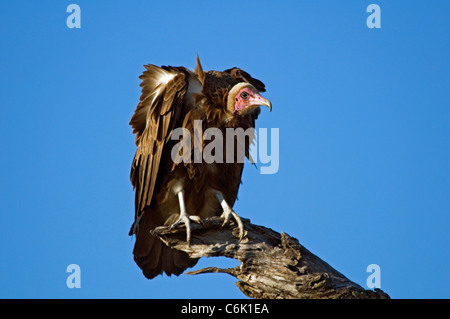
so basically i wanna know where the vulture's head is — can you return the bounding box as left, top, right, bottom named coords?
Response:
left=227, top=82, right=272, bottom=116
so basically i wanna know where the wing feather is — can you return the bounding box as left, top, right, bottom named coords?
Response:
left=129, top=64, right=202, bottom=228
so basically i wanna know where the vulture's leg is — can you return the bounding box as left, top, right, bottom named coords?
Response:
left=170, top=190, right=202, bottom=245
left=215, top=191, right=244, bottom=241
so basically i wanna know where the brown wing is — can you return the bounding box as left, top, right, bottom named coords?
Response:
left=129, top=64, right=202, bottom=232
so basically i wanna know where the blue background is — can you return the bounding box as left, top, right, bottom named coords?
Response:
left=0, top=1, right=448, bottom=298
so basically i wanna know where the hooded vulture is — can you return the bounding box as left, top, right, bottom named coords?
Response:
left=129, top=57, right=272, bottom=279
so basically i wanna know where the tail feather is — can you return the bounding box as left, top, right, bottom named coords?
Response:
left=132, top=210, right=198, bottom=279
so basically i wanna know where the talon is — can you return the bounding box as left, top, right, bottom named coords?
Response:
left=220, top=211, right=231, bottom=228
left=189, top=215, right=203, bottom=225
left=230, top=210, right=244, bottom=241
left=170, top=213, right=192, bottom=245
left=216, top=191, right=245, bottom=241
left=220, top=209, right=244, bottom=241
left=173, top=190, right=203, bottom=246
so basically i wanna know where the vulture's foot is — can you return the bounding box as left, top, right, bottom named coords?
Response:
left=215, top=191, right=245, bottom=242
left=170, top=213, right=202, bottom=246
left=173, top=190, right=203, bottom=246
left=221, top=209, right=244, bottom=242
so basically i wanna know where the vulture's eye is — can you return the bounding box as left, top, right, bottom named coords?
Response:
left=240, top=92, right=249, bottom=99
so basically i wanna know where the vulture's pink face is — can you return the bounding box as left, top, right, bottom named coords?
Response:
left=234, top=87, right=272, bottom=115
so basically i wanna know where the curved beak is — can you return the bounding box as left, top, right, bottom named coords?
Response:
left=253, top=93, right=272, bottom=112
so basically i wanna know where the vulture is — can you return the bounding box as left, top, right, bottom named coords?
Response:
left=129, top=57, right=272, bottom=279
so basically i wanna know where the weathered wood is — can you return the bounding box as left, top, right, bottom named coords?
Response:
left=150, top=216, right=390, bottom=299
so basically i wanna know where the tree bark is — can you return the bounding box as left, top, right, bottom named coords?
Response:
left=151, top=216, right=390, bottom=299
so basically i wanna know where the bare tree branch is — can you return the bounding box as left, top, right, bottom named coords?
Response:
left=151, top=216, right=390, bottom=299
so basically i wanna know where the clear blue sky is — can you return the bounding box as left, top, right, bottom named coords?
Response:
left=0, top=1, right=448, bottom=298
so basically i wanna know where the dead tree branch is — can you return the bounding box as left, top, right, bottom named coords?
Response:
left=151, top=216, right=390, bottom=299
